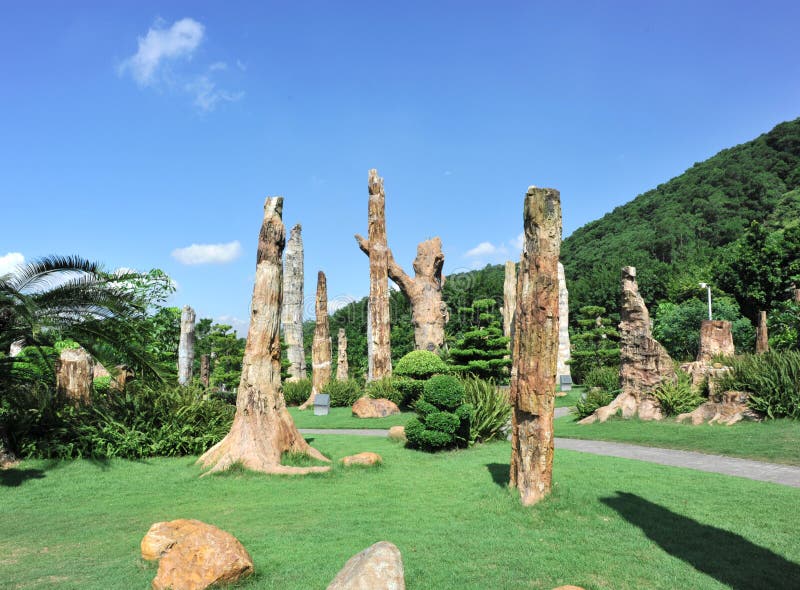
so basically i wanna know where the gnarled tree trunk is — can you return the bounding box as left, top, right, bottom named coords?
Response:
left=502, top=260, right=516, bottom=342
left=197, top=197, right=330, bottom=475
left=756, top=311, right=769, bottom=354
left=354, top=169, right=392, bottom=379
left=300, top=271, right=332, bottom=409
left=282, top=223, right=307, bottom=381
left=509, top=186, right=561, bottom=507
left=337, top=328, right=349, bottom=381
left=178, top=305, right=196, bottom=386
left=57, top=348, right=94, bottom=404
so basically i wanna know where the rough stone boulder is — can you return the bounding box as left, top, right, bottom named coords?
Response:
left=327, top=541, right=405, bottom=590
left=676, top=391, right=760, bottom=426
left=352, top=397, right=400, bottom=418
left=341, top=452, right=382, bottom=467
left=387, top=425, right=406, bottom=442
left=679, top=361, right=730, bottom=393
left=697, top=320, right=735, bottom=362
left=141, top=519, right=254, bottom=590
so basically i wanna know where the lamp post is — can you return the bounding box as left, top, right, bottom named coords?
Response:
left=699, top=282, right=712, bottom=320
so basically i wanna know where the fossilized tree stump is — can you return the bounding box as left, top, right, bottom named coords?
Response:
left=197, top=197, right=330, bottom=475
left=502, top=260, right=516, bottom=341
left=282, top=223, right=307, bottom=381
left=756, top=311, right=769, bottom=354
left=358, top=235, right=448, bottom=352
left=509, top=186, right=561, bottom=507
left=580, top=267, right=675, bottom=424
left=200, top=354, right=211, bottom=388
left=178, top=305, right=196, bottom=386
left=795, top=287, right=800, bottom=304
left=354, top=169, right=392, bottom=380
left=697, top=320, right=735, bottom=362
left=337, top=328, right=349, bottom=381
left=56, top=348, right=94, bottom=404
left=300, top=271, right=332, bottom=410
left=557, top=262, right=571, bottom=378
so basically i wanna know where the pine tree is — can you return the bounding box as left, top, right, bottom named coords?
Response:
left=448, top=298, right=511, bottom=382
left=569, top=305, right=620, bottom=383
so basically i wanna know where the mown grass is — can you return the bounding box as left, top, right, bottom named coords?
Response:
left=555, top=413, right=800, bottom=466
left=2, top=436, right=799, bottom=589
left=555, top=386, right=583, bottom=408
left=287, top=406, right=412, bottom=429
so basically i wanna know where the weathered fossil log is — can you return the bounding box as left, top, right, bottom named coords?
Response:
left=697, top=320, right=735, bottom=362
left=366, top=306, right=374, bottom=380
left=509, top=186, right=561, bottom=507
left=795, top=286, right=800, bottom=304
left=756, top=311, right=769, bottom=354
left=557, top=262, right=571, bottom=378
left=677, top=390, right=760, bottom=426
left=502, top=261, right=516, bottom=341
left=197, top=197, right=330, bottom=475
left=300, top=271, right=332, bottom=410
left=580, top=267, right=675, bottom=424
left=357, top=235, right=447, bottom=352
left=354, top=169, right=392, bottom=379
left=281, top=223, right=307, bottom=381
left=200, top=354, right=211, bottom=388
left=178, top=305, right=196, bottom=386
left=9, top=339, right=24, bottom=357
left=56, top=348, right=94, bottom=404
left=337, top=328, right=349, bottom=381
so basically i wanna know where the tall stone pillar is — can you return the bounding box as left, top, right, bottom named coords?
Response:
left=282, top=223, right=307, bottom=381
left=300, top=271, right=332, bottom=409
left=557, top=262, right=571, bottom=379
left=57, top=348, right=94, bottom=404
left=697, top=320, right=735, bottom=362
left=502, top=261, right=516, bottom=341
left=337, top=328, right=349, bottom=381
left=178, top=305, right=196, bottom=386
left=200, top=354, right=211, bottom=388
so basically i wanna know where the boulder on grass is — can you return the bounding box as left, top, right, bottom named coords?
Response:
left=352, top=397, right=400, bottom=418
left=141, top=519, right=253, bottom=590
left=388, top=425, right=406, bottom=442
left=327, top=541, right=405, bottom=590
left=341, top=452, right=382, bottom=467
left=676, top=390, right=760, bottom=426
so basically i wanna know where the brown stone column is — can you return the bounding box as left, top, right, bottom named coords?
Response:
left=200, top=354, right=211, bottom=388
left=697, top=320, right=735, bottom=362
left=502, top=260, right=516, bottom=341
left=300, top=271, right=332, bottom=409
left=281, top=223, right=307, bottom=381
left=178, top=305, right=196, bottom=386
left=337, top=328, right=349, bottom=381
left=56, top=348, right=94, bottom=404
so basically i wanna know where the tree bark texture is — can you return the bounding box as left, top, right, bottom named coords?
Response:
left=697, top=320, right=735, bottom=362
left=197, top=197, right=330, bottom=475
left=178, top=305, right=196, bottom=386
left=300, top=271, right=332, bottom=409
left=509, top=186, right=561, bottom=507
left=756, top=311, right=769, bottom=354
left=502, top=261, right=516, bottom=342
left=200, top=354, right=211, bottom=388
left=281, top=223, right=307, bottom=381
left=557, top=262, right=571, bottom=378
left=354, top=169, right=392, bottom=379
left=56, top=348, right=94, bottom=404
left=337, top=328, right=349, bottom=381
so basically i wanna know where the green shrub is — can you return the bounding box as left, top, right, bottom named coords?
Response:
left=461, top=375, right=510, bottom=444
left=93, top=375, right=112, bottom=395
left=425, top=411, right=459, bottom=434
left=325, top=379, right=363, bottom=407
left=652, top=374, right=704, bottom=416
left=366, top=376, right=403, bottom=406
left=583, top=366, right=619, bottom=392
left=717, top=351, right=800, bottom=419
left=283, top=379, right=312, bottom=406
left=575, top=388, right=617, bottom=419
left=423, top=375, right=465, bottom=410
left=405, top=375, right=471, bottom=452
left=391, top=376, right=424, bottom=407
left=394, top=350, right=449, bottom=379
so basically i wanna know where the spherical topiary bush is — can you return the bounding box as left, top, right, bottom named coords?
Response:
left=423, top=375, right=465, bottom=411
left=405, top=374, right=473, bottom=452
left=394, top=350, right=449, bottom=380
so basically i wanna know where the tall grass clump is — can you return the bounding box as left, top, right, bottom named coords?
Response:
left=652, top=373, right=704, bottom=416
left=717, top=351, right=800, bottom=419
left=460, top=375, right=510, bottom=444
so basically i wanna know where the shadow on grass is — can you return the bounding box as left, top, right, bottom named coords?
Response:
left=0, top=467, right=46, bottom=487
left=486, top=463, right=509, bottom=487
left=602, top=491, right=800, bottom=590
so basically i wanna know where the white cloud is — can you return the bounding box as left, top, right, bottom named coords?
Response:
left=208, top=61, right=227, bottom=72
left=216, top=315, right=249, bottom=336
left=120, top=18, right=205, bottom=86
left=465, top=241, right=507, bottom=259
left=0, top=252, right=24, bottom=276
left=186, top=74, right=244, bottom=112
left=512, top=232, right=524, bottom=251
left=171, top=241, right=242, bottom=265
left=236, top=59, right=247, bottom=71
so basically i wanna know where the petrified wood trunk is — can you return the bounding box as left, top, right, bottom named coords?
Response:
left=200, top=354, right=211, bottom=388
left=281, top=223, right=307, bottom=381
left=697, top=320, right=735, bottom=362
left=795, top=287, right=800, bottom=304
left=300, top=271, right=332, bottom=410
left=197, top=197, right=329, bottom=475
left=337, top=328, right=349, bottom=381
left=358, top=235, right=447, bottom=352
left=509, top=186, right=561, bottom=507
left=56, top=348, right=94, bottom=404
left=367, top=307, right=374, bottom=380
left=756, top=311, right=769, bottom=354
left=580, top=267, right=675, bottom=424
left=557, top=262, right=571, bottom=378
left=354, top=169, right=392, bottom=379
left=502, top=261, right=516, bottom=341
left=178, top=305, right=196, bottom=386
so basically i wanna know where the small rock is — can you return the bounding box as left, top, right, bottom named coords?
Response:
left=552, top=586, right=585, bottom=590
left=341, top=452, right=382, bottom=467
left=327, top=541, right=405, bottom=590
left=352, top=397, right=400, bottom=418
left=388, top=425, right=406, bottom=442
left=141, top=519, right=253, bottom=590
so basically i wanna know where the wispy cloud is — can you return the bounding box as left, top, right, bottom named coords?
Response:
left=511, top=232, right=524, bottom=251
left=463, top=232, right=526, bottom=269
left=186, top=73, right=244, bottom=112
left=119, top=18, right=205, bottom=86
left=216, top=315, right=249, bottom=336
left=465, top=241, right=508, bottom=259
left=171, top=241, right=242, bottom=265
left=0, top=252, right=24, bottom=276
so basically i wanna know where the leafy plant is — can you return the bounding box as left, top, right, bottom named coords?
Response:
left=283, top=379, right=312, bottom=406
left=717, top=351, right=800, bottom=419
left=582, top=366, right=619, bottom=392
left=325, top=379, right=363, bottom=407
left=575, top=388, right=617, bottom=419
left=460, top=375, right=510, bottom=444
left=394, top=350, right=449, bottom=379
left=652, top=373, right=704, bottom=416
left=366, top=376, right=403, bottom=406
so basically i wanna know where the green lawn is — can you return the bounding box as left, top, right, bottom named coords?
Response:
left=555, top=386, right=583, bottom=408
left=556, top=413, right=800, bottom=466
left=287, top=406, right=412, bottom=429
left=2, top=436, right=799, bottom=589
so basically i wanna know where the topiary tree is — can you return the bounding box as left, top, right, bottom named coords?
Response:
left=569, top=305, right=620, bottom=383
left=393, top=350, right=449, bottom=407
left=405, top=375, right=472, bottom=452
left=448, top=299, right=511, bottom=382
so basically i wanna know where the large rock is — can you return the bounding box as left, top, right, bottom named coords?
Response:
left=56, top=348, right=94, bottom=404
left=676, top=390, right=760, bottom=426
left=327, top=541, right=405, bottom=590
left=352, top=397, right=400, bottom=418
left=141, top=519, right=254, bottom=590
left=697, top=320, right=734, bottom=362
left=387, top=425, right=406, bottom=442
left=341, top=452, right=382, bottom=466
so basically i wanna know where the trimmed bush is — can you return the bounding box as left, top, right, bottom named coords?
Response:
left=461, top=375, right=510, bottom=443
left=394, top=350, right=449, bottom=379
left=717, top=351, right=800, bottom=419
left=423, top=375, right=465, bottom=410
left=325, top=379, right=363, bottom=407
left=391, top=376, right=424, bottom=407
left=405, top=375, right=471, bottom=452
left=583, top=366, right=619, bottom=392
left=283, top=379, right=312, bottom=406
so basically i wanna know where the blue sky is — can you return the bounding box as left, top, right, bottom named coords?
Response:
left=2, top=1, right=799, bottom=334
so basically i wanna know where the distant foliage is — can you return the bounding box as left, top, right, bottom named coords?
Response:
left=448, top=299, right=511, bottom=382
left=193, top=319, right=246, bottom=391
left=283, top=379, right=312, bottom=406
left=768, top=300, right=800, bottom=351
left=582, top=366, right=619, bottom=392
left=652, top=373, right=704, bottom=416
left=405, top=375, right=472, bottom=452
left=717, top=351, right=800, bottom=419
left=325, top=379, right=363, bottom=407
left=569, top=306, right=620, bottom=383
left=461, top=376, right=510, bottom=444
